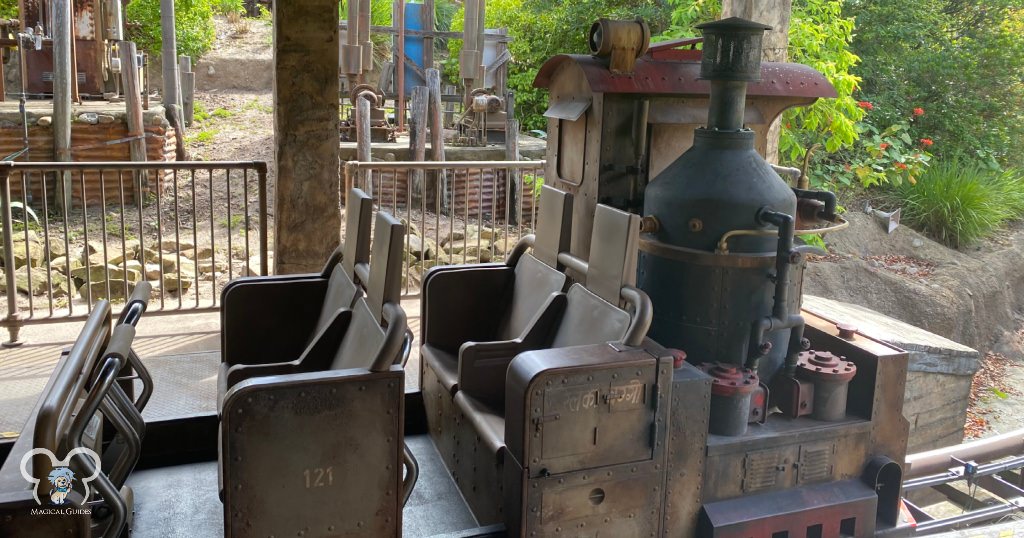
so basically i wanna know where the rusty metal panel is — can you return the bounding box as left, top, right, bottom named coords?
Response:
left=24, top=41, right=103, bottom=95
left=528, top=363, right=657, bottom=476
left=525, top=460, right=664, bottom=537
left=221, top=368, right=404, bottom=538
left=661, top=362, right=712, bottom=535
left=703, top=419, right=871, bottom=502
left=699, top=479, right=877, bottom=538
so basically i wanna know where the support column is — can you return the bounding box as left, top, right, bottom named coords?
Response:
left=273, top=0, right=341, bottom=274
left=722, top=0, right=791, bottom=163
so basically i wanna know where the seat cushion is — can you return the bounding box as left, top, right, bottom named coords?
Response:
left=331, top=299, right=387, bottom=370
left=454, top=391, right=506, bottom=464
left=422, top=344, right=459, bottom=394
left=551, top=284, right=631, bottom=348
left=498, top=254, right=568, bottom=340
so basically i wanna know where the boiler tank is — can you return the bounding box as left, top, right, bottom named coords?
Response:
left=637, top=18, right=807, bottom=425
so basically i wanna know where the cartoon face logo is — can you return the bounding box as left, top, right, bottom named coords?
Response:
left=47, top=467, right=76, bottom=505
left=20, top=448, right=101, bottom=506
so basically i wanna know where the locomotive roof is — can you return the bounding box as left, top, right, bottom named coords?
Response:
left=533, top=52, right=838, bottom=100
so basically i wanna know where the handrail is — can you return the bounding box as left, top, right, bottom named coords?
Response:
left=345, top=160, right=545, bottom=170
left=31, top=302, right=111, bottom=478
left=0, top=160, right=268, bottom=171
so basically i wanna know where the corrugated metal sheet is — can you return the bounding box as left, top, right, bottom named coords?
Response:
left=450, top=168, right=537, bottom=220
left=1, top=123, right=177, bottom=208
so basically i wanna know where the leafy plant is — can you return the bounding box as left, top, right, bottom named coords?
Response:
left=211, top=107, right=234, bottom=119
left=886, top=161, right=1024, bottom=247
left=186, top=129, right=219, bottom=144
left=211, top=0, right=244, bottom=16
left=814, top=112, right=934, bottom=189
left=126, top=0, right=217, bottom=59
left=846, top=0, right=1024, bottom=167
left=0, top=0, right=16, bottom=19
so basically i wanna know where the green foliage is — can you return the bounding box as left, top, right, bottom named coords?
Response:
left=186, top=128, right=218, bottom=144
left=661, top=0, right=865, bottom=165
left=193, top=101, right=210, bottom=122
left=0, top=0, right=17, bottom=19
left=846, top=0, right=1024, bottom=167
left=450, top=0, right=671, bottom=131
left=811, top=112, right=933, bottom=189
left=886, top=161, right=1024, bottom=247
left=780, top=0, right=863, bottom=158
left=126, top=0, right=217, bottom=59
left=211, top=107, right=233, bottom=119
left=211, top=0, right=243, bottom=16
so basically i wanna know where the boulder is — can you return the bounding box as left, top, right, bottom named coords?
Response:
left=160, top=239, right=195, bottom=253
left=0, top=267, right=63, bottom=296
left=78, top=280, right=134, bottom=301
left=150, top=273, right=193, bottom=294
left=70, top=264, right=142, bottom=286
left=195, top=246, right=215, bottom=260
left=400, top=218, right=422, bottom=238
left=440, top=231, right=465, bottom=247
left=1, top=239, right=45, bottom=268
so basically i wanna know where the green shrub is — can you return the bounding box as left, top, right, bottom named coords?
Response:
left=126, top=0, right=216, bottom=59
left=211, top=0, right=243, bottom=16
left=887, top=161, right=1024, bottom=247
left=0, top=0, right=17, bottom=19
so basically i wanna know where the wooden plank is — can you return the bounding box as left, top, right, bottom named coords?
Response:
left=357, top=94, right=373, bottom=194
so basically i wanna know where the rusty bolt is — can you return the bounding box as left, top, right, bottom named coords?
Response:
left=758, top=341, right=773, bottom=355
left=640, top=215, right=660, bottom=234
left=789, top=251, right=802, bottom=264
left=800, top=338, right=811, bottom=350
left=688, top=218, right=703, bottom=232
left=836, top=323, right=857, bottom=340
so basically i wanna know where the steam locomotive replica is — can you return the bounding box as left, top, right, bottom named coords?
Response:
left=0, top=16, right=915, bottom=538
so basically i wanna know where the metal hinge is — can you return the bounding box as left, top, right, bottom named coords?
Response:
left=533, top=413, right=560, bottom=431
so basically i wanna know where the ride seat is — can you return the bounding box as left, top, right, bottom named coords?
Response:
left=216, top=189, right=374, bottom=409
left=219, top=209, right=407, bottom=398
left=420, top=185, right=575, bottom=395
left=453, top=203, right=652, bottom=461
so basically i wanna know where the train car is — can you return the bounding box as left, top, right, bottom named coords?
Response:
left=0, top=17, right=918, bottom=538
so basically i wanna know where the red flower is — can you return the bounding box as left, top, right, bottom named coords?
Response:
left=920, top=138, right=934, bottom=147
left=857, top=101, right=874, bottom=110
left=844, top=164, right=852, bottom=172
left=879, top=143, right=890, bottom=150
left=894, top=162, right=908, bottom=170
left=913, top=107, right=925, bottom=116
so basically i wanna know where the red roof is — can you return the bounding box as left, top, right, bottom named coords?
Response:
left=533, top=54, right=837, bottom=99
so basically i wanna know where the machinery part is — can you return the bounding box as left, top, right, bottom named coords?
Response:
left=698, top=362, right=758, bottom=436
left=588, top=18, right=650, bottom=74
left=795, top=350, right=856, bottom=421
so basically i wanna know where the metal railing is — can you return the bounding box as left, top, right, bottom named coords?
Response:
left=343, top=160, right=546, bottom=298
left=0, top=160, right=269, bottom=346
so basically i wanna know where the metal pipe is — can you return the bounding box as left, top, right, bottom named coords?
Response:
left=396, top=0, right=405, bottom=130
left=0, top=165, right=21, bottom=346
left=160, top=0, right=183, bottom=128
left=358, top=0, right=371, bottom=75
left=706, top=80, right=747, bottom=131
left=905, top=428, right=1024, bottom=479
left=52, top=0, right=72, bottom=210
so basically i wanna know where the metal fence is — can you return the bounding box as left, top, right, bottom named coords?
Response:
left=343, top=160, right=546, bottom=298
left=0, top=160, right=269, bottom=346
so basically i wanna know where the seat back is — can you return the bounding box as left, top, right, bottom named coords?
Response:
left=496, top=185, right=573, bottom=340
left=312, top=188, right=374, bottom=337
left=331, top=211, right=406, bottom=371
left=551, top=204, right=648, bottom=348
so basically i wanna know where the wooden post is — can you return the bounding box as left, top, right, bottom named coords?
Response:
left=423, top=0, right=434, bottom=70
left=161, top=0, right=184, bottom=138
left=120, top=41, right=148, bottom=204
left=356, top=93, right=373, bottom=194
left=426, top=68, right=446, bottom=209
left=52, top=0, right=73, bottom=211
left=409, top=85, right=428, bottom=203
left=179, top=55, right=194, bottom=126
left=69, top=2, right=79, bottom=103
